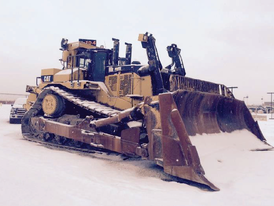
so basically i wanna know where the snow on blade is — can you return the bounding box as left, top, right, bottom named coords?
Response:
left=190, top=130, right=273, bottom=187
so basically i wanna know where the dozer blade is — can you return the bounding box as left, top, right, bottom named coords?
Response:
left=157, top=90, right=270, bottom=191
left=159, top=93, right=220, bottom=191
left=171, top=90, right=265, bottom=141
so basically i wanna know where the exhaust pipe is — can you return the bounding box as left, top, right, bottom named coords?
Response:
left=112, top=38, right=120, bottom=66
left=125, top=42, right=132, bottom=65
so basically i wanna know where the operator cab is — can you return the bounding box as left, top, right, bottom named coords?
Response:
left=60, top=38, right=113, bottom=82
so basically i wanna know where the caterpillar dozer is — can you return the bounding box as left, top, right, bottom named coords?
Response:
left=22, top=32, right=270, bottom=191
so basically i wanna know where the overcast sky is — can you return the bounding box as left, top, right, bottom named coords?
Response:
left=0, top=0, right=273, bottom=104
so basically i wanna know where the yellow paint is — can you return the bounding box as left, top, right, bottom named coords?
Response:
left=41, top=68, right=61, bottom=76
left=25, top=93, right=37, bottom=110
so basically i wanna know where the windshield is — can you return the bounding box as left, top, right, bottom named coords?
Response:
left=14, top=97, right=27, bottom=105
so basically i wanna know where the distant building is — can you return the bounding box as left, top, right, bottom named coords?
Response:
left=0, top=93, right=28, bottom=104
left=0, top=100, right=14, bottom=104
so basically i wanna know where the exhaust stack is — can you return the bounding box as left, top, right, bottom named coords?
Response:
left=112, top=38, right=120, bottom=66
left=125, top=42, right=132, bottom=64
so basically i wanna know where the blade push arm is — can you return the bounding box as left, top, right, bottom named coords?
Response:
left=138, top=33, right=164, bottom=95
left=166, top=44, right=186, bottom=76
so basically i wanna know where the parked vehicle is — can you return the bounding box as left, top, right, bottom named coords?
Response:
left=248, top=106, right=267, bottom=113
left=10, top=97, right=27, bottom=123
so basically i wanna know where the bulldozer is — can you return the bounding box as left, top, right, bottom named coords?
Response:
left=22, top=32, right=271, bottom=191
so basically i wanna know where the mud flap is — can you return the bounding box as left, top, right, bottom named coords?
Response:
left=159, top=93, right=220, bottom=191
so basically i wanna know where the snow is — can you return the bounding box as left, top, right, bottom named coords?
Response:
left=0, top=104, right=274, bottom=206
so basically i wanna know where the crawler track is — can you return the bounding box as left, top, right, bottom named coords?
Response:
left=21, top=86, right=121, bottom=154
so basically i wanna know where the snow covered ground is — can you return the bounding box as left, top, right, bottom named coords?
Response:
left=0, top=104, right=273, bottom=206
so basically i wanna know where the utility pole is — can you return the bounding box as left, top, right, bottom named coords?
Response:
left=228, top=86, right=238, bottom=94
left=267, top=92, right=274, bottom=119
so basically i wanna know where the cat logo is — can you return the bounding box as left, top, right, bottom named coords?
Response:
left=42, top=75, right=53, bottom=82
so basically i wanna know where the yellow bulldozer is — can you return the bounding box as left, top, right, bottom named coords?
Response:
left=22, top=32, right=271, bottom=191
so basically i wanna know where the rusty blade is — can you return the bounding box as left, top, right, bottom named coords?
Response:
left=172, top=90, right=265, bottom=141
left=159, top=92, right=219, bottom=191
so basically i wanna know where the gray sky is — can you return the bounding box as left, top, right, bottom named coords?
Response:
left=0, top=0, right=273, bottom=104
